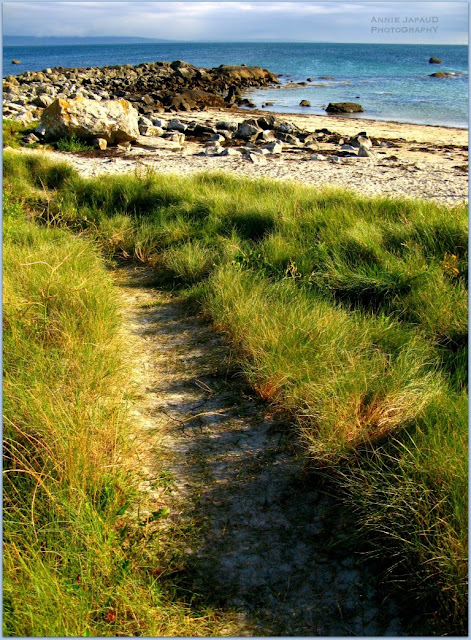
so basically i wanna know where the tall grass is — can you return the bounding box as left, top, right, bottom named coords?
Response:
left=3, top=193, right=227, bottom=636
left=3, top=150, right=468, bottom=633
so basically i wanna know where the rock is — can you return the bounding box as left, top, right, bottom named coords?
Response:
left=257, top=114, right=277, bottom=130
left=40, top=97, right=139, bottom=144
left=210, top=134, right=226, bottom=143
left=151, top=117, right=167, bottom=128
left=216, top=121, right=238, bottom=132
left=168, top=118, right=187, bottom=132
left=307, top=77, right=313, bottom=82
left=236, top=121, right=261, bottom=140
left=358, top=145, right=375, bottom=157
left=34, top=123, right=47, bottom=138
left=139, top=125, right=164, bottom=136
left=258, top=130, right=276, bottom=142
left=429, top=57, right=443, bottom=64
left=239, top=98, right=257, bottom=108
left=276, top=121, right=298, bottom=134
left=225, top=86, right=241, bottom=105
left=165, top=132, right=185, bottom=144
left=299, top=100, right=311, bottom=107
left=262, top=141, right=283, bottom=154
left=204, top=144, right=223, bottom=156
left=219, top=147, right=240, bottom=156
left=247, top=152, right=267, bottom=164
left=94, top=137, right=108, bottom=150
left=23, top=133, right=39, bottom=144
left=311, top=154, right=326, bottom=161
left=265, top=102, right=274, bottom=106
left=32, top=94, right=54, bottom=108
left=429, top=72, right=454, bottom=78
left=326, top=102, right=364, bottom=114
left=11, top=60, right=21, bottom=64
left=350, top=135, right=371, bottom=149
left=328, top=156, right=342, bottom=164
left=341, top=144, right=358, bottom=152
left=138, top=115, right=153, bottom=127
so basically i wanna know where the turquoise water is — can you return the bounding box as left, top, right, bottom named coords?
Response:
left=3, top=42, right=468, bottom=128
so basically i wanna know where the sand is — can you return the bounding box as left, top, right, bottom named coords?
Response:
left=11, top=108, right=469, bottom=205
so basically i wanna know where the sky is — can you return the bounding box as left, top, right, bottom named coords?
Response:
left=2, top=1, right=469, bottom=44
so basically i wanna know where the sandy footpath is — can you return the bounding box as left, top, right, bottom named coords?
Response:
left=11, top=108, right=469, bottom=205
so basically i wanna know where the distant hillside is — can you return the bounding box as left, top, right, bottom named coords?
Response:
left=4, top=35, right=178, bottom=47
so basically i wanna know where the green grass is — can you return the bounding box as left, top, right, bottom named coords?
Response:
left=3, top=151, right=468, bottom=633
left=3, top=118, right=41, bottom=148
left=3, top=192, right=229, bottom=637
left=54, top=133, right=94, bottom=152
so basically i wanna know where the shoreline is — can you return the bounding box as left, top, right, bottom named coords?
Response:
left=9, top=106, right=466, bottom=206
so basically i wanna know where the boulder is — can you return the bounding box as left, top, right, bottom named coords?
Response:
left=299, top=100, right=311, bottom=107
left=11, top=60, right=21, bottom=64
left=429, top=72, right=454, bottom=78
left=236, top=121, right=261, bottom=140
left=326, top=102, right=364, bottom=114
left=263, top=141, right=283, bottom=154
left=258, top=130, right=276, bottom=142
left=429, top=57, right=443, bottom=64
left=94, top=137, right=108, bottom=150
left=276, top=121, right=298, bottom=134
left=350, top=135, right=371, bottom=149
left=358, top=145, right=375, bottom=158
left=40, top=97, right=139, bottom=144
left=168, top=118, right=187, bottom=132
left=257, top=114, right=277, bottom=130
left=216, top=121, right=238, bottom=132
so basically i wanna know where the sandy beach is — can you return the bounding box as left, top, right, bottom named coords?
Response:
left=36, top=107, right=467, bottom=206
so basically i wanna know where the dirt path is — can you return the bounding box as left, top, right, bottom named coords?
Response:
left=116, top=265, right=421, bottom=637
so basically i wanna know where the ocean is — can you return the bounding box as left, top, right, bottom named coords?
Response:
left=3, top=42, right=468, bottom=128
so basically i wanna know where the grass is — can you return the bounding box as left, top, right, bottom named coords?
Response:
left=3, top=118, right=41, bottom=148
left=54, top=133, right=94, bottom=152
left=3, top=150, right=468, bottom=634
left=3, top=191, right=231, bottom=636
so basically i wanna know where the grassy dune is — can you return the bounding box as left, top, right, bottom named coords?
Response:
left=3, top=149, right=468, bottom=633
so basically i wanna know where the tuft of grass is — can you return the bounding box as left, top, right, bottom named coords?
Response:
left=55, top=133, right=94, bottom=152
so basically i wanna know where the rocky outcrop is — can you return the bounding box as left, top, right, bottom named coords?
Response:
left=3, top=59, right=279, bottom=119
left=429, top=57, right=443, bottom=64
left=299, top=100, right=311, bottom=107
left=40, top=97, right=140, bottom=144
left=326, top=102, right=364, bottom=114
left=429, top=72, right=455, bottom=78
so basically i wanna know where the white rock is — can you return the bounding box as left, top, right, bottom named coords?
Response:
left=151, top=117, right=167, bottom=128
left=263, top=141, right=283, bottom=154
left=41, top=97, right=140, bottom=144
left=219, top=147, right=240, bottom=156
left=358, top=145, right=375, bottom=158
left=168, top=118, right=187, bottom=132
left=139, top=125, right=164, bottom=137
left=248, top=152, right=267, bottom=164
left=311, top=154, right=327, bottom=161
left=205, top=144, right=223, bottom=156
left=138, top=116, right=153, bottom=127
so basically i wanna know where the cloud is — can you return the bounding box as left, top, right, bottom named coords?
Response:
left=3, top=1, right=468, bottom=43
